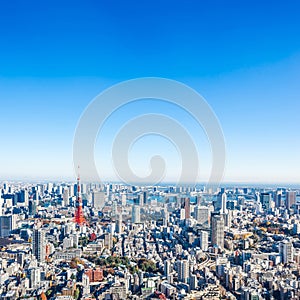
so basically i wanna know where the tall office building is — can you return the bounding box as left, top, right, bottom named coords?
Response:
left=214, top=192, right=222, bottom=211
left=279, top=241, right=293, bottom=264
left=29, top=267, right=41, bottom=288
left=220, top=193, right=228, bottom=214
left=196, top=195, right=202, bottom=206
left=34, top=190, right=39, bottom=202
left=92, top=191, right=105, bottom=209
left=0, top=215, right=17, bottom=237
left=81, top=183, right=87, bottom=194
left=163, top=207, right=169, bottom=226
left=164, top=260, right=172, bottom=277
left=255, top=192, right=263, bottom=214
left=274, top=190, right=283, bottom=208
left=28, top=200, right=37, bottom=216
left=132, top=205, right=141, bottom=223
left=177, top=260, right=189, bottom=283
left=139, top=191, right=147, bottom=206
left=180, top=208, right=186, bottom=220
left=260, top=193, right=272, bottom=210
left=199, top=231, right=209, bottom=251
left=286, top=191, right=296, bottom=210
left=195, top=206, right=210, bottom=226
left=104, top=233, right=113, bottom=250
left=19, top=189, right=29, bottom=206
left=32, top=229, right=46, bottom=262
left=190, top=274, right=198, bottom=290
left=111, top=200, right=118, bottom=218
left=211, top=215, right=224, bottom=249
left=222, top=212, right=231, bottom=228
left=116, top=210, right=122, bottom=234
left=184, top=198, right=190, bottom=219
left=63, top=188, right=70, bottom=206
left=121, top=193, right=127, bottom=206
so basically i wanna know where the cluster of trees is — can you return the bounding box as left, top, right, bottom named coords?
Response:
left=95, top=256, right=131, bottom=267
left=87, top=256, right=158, bottom=274
left=137, top=258, right=157, bottom=273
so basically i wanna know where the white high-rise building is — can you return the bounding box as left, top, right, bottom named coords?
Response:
left=111, top=201, right=118, bottom=217
left=220, top=193, right=228, bottom=214
left=116, top=210, right=122, bottom=234
left=29, top=267, right=41, bottom=288
left=195, top=206, right=210, bottom=226
left=177, top=260, right=189, bottom=283
left=199, top=231, right=208, bottom=251
left=180, top=208, right=185, bottom=220
left=132, top=205, right=141, bottom=223
left=92, top=191, right=105, bottom=209
left=164, top=260, right=172, bottom=277
left=121, top=193, right=127, bottom=206
left=32, top=229, right=46, bottom=262
left=47, top=183, right=53, bottom=193
left=81, top=183, right=87, bottom=194
left=82, top=273, right=90, bottom=295
left=104, top=233, right=112, bottom=249
left=63, top=236, right=74, bottom=250
left=63, top=188, right=70, bottom=206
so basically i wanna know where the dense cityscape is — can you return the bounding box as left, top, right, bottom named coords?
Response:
left=0, top=177, right=300, bottom=300
left=1, top=0, right=300, bottom=300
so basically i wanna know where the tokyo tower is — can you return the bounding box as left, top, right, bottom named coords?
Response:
left=74, top=168, right=86, bottom=226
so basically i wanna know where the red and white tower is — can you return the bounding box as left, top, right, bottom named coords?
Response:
left=74, top=169, right=86, bottom=226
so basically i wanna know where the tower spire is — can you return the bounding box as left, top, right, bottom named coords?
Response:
left=74, top=165, right=86, bottom=226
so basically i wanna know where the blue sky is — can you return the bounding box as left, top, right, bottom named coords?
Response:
left=0, top=1, right=300, bottom=183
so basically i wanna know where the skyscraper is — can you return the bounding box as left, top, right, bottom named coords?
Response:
left=195, top=206, right=211, bottom=226
left=177, top=260, right=189, bottom=283
left=211, top=215, right=224, bottom=249
left=199, top=230, right=208, bottom=251
left=32, top=229, right=46, bottom=262
left=274, top=190, right=283, bottom=208
left=132, top=205, right=141, bottom=223
left=0, top=215, right=17, bottom=237
left=116, top=209, right=122, bottom=234
left=279, top=240, right=293, bottom=263
left=111, top=200, right=118, bottom=218
left=164, top=259, right=172, bottom=277
left=220, top=192, right=228, bottom=214
left=92, top=191, right=105, bottom=209
left=19, top=189, right=29, bottom=206
left=29, top=267, right=41, bottom=288
left=260, top=192, right=272, bottom=210
left=189, top=274, right=198, bottom=290
left=121, top=193, right=127, bottom=206
left=180, top=208, right=186, bottom=220
left=286, top=191, right=296, bottom=210
left=63, top=188, right=70, bottom=206
left=28, top=200, right=37, bottom=216
left=214, top=192, right=223, bottom=211
left=139, top=191, right=147, bottom=206
left=184, top=198, right=190, bottom=219
left=104, top=233, right=113, bottom=250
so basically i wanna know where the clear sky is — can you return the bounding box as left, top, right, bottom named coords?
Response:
left=0, top=0, right=300, bottom=184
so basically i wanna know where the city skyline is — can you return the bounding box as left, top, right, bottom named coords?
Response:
left=1, top=2, right=300, bottom=299
left=1, top=1, right=300, bottom=183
